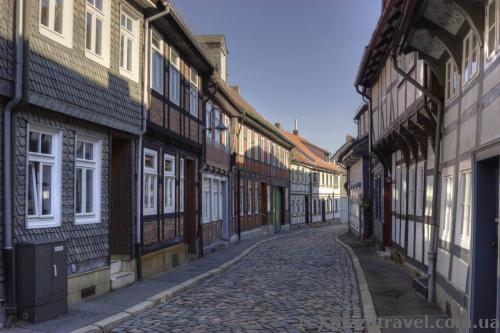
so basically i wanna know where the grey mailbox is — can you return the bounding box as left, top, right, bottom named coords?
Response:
left=16, top=239, right=68, bottom=323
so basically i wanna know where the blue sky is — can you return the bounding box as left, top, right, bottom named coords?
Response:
left=174, top=0, right=381, bottom=154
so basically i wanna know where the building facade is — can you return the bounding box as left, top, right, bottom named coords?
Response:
left=353, top=0, right=500, bottom=330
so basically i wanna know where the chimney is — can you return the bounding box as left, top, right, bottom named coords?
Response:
left=230, top=85, right=240, bottom=94
left=275, top=123, right=282, bottom=129
left=293, top=118, right=299, bottom=135
left=346, top=134, right=354, bottom=142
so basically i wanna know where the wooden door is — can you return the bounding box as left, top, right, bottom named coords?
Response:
left=110, top=136, right=133, bottom=258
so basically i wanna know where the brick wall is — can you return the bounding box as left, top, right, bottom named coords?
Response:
left=202, top=220, right=222, bottom=246
left=27, top=0, right=143, bottom=135
left=14, top=105, right=110, bottom=275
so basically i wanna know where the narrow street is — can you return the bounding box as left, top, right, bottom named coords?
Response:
left=112, top=226, right=363, bottom=333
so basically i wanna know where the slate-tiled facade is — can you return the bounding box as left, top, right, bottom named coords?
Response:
left=0, top=0, right=14, bottom=97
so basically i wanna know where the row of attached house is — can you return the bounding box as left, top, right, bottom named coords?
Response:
left=339, top=0, right=500, bottom=330
left=0, top=0, right=297, bottom=325
left=281, top=123, right=346, bottom=226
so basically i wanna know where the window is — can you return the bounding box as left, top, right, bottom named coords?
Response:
left=246, top=129, right=251, bottom=158
left=254, top=133, right=259, bottom=160
left=416, top=166, right=424, bottom=216
left=206, top=103, right=213, bottom=140
left=27, top=125, right=62, bottom=228
left=260, top=136, right=265, bottom=162
left=224, top=116, right=230, bottom=148
left=408, top=167, right=415, bottom=215
left=85, top=0, right=110, bottom=66
left=457, top=170, right=472, bottom=245
left=119, top=8, right=139, bottom=81
left=169, top=47, right=181, bottom=105
left=219, top=181, right=223, bottom=219
left=267, top=185, right=271, bottom=212
left=486, top=0, right=499, bottom=60
left=462, top=30, right=479, bottom=84
left=285, top=187, right=289, bottom=210
left=255, top=182, right=259, bottom=214
left=150, top=31, right=163, bottom=91
left=164, top=154, right=175, bottom=213
left=238, top=125, right=244, bottom=155
left=179, top=158, right=184, bottom=212
left=143, top=149, right=157, bottom=215
left=267, top=140, right=271, bottom=164
left=190, top=67, right=199, bottom=117
left=441, top=175, right=454, bottom=240
left=239, top=180, right=244, bottom=216
left=445, top=58, right=459, bottom=101
left=212, top=180, right=219, bottom=220
left=39, top=0, right=73, bottom=47
left=214, top=110, right=220, bottom=144
left=75, top=136, right=101, bottom=224
left=248, top=180, right=252, bottom=215
left=203, top=178, right=211, bottom=221
left=401, top=165, right=407, bottom=213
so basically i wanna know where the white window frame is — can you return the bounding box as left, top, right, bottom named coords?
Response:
left=456, top=168, right=472, bottom=248
left=190, top=67, right=199, bottom=117
left=246, top=129, right=252, bottom=158
left=206, top=103, right=213, bottom=140
left=224, top=116, right=230, bottom=149
left=164, top=153, right=176, bottom=214
left=150, top=29, right=164, bottom=92
left=267, top=185, right=271, bottom=213
left=248, top=180, right=252, bottom=215
left=239, top=180, right=244, bottom=216
left=255, top=182, right=259, bottom=214
left=212, top=179, right=219, bottom=220
left=440, top=173, right=454, bottom=241
left=485, top=0, right=500, bottom=61
left=26, top=124, right=62, bottom=229
left=416, top=166, right=425, bottom=216
left=143, top=148, right=158, bottom=216
left=203, top=177, right=211, bottom=222
left=445, top=58, right=459, bottom=102
left=267, top=139, right=271, bottom=165
left=75, top=135, right=102, bottom=225
left=169, top=47, right=181, bottom=105
left=119, top=7, right=140, bottom=82
left=85, top=0, right=111, bottom=67
left=214, top=110, right=221, bottom=144
left=179, top=158, right=184, bottom=212
left=39, top=0, right=74, bottom=47
left=408, top=166, right=415, bottom=215
left=238, top=125, right=244, bottom=155
left=462, top=30, right=479, bottom=85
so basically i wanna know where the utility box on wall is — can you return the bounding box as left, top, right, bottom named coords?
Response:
left=16, top=239, right=68, bottom=323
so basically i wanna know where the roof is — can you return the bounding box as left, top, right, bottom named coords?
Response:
left=280, top=130, right=344, bottom=174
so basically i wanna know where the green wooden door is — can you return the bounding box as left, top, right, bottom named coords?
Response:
left=273, top=187, right=282, bottom=233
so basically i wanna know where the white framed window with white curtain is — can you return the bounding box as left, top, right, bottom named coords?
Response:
left=75, top=135, right=102, bottom=225
left=119, top=7, right=139, bottom=81
left=169, top=47, right=181, bottom=105
left=462, top=30, right=479, bottom=85
left=190, top=67, right=199, bottom=117
left=248, top=180, right=252, bottom=215
left=203, top=177, right=211, bottom=222
left=85, top=0, right=110, bottom=67
left=440, top=174, right=454, bottom=241
left=255, top=182, right=259, bottom=214
left=456, top=169, right=472, bottom=247
left=143, top=148, right=157, bottom=216
left=212, top=180, right=219, bottom=220
left=39, top=0, right=74, bottom=47
left=150, top=30, right=164, bottom=92
left=26, top=124, right=62, bottom=229
left=246, top=129, right=251, bottom=158
left=164, top=154, right=175, bottom=213
left=179, top=158, right=184, bottom=212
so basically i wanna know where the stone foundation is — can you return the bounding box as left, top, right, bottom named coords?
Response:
left=67, top=266, right=111, bottom=304
left=141, top=244, right=188, bottom=278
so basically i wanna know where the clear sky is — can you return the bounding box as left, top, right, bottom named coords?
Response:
left=173, top=0, right=381, bottom=154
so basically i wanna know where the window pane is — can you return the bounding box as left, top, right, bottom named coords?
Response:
left=164, top=159, right=173, bottom=173
left=54, top=0, right=64, bottom=33
left=76, top=168, right=82, bottom=214
left=41, top=134, right=52, bottom=154
left=29, top=131, right=40, bottom=153
left=95, top=18, right=102, bottom=55
left=120, top=13, right=125, bottom=28
left=145, top=154, right=154, bottom=169
left=41, top=0, right=50, bottom=27
left=143, top=175, right=149, bottom=208
left=94, top=0, right=103, bottom=11
left=149, top=176, right=155, bottom=208
left=76, top=140, right=84, bottom=159
left=126, top=38, right=132, bottom=71
left=28, top=162, right=39, bottom=216
left=42, top=164, right=52, bottom=215
left=86, top=13, right=92, bottom=50
left=84, top=142, right=93, bottom=160
left=86, top=169, right=93, bottom=213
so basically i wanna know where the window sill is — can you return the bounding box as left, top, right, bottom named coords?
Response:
left=39, top=25, right=73, bottom=48
left=26, top=217, right=61, bottom=229
left=120, top=68, right=139, bottom=83
left=85, top=50, right=110, bottom=68
left=75, top=218, right=101, bottom=225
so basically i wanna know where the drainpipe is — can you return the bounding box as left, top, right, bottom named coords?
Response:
left=3, top=0, right=26, bottom=327
left=136, top=5, right=171, bottom=280
left=391, top=49, right=443, bottom=303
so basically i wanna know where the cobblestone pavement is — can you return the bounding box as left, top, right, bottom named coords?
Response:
left=113, top=226, right=363, bottom=333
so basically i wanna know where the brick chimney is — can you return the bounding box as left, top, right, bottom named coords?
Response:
left=275, top=123, right=282, bottom=129
left=293, top=118, right=299, bottom=135
left=230, top=85, right=240, bottom=94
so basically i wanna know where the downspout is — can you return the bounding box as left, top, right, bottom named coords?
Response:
left=235, top=111, right=246, bottom=241
left=3, top=0, right=26, bottom=327
left=391, top=49, right=443, bottom=303
left=136, top=5, right=171, bottom=280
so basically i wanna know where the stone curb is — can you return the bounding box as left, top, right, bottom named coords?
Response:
left=335, top=232, right=381, bottom=333
left=71, top=229, right=307, bottom=333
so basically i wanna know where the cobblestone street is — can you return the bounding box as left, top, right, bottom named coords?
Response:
left=113, top=226, right=363, bottom=333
